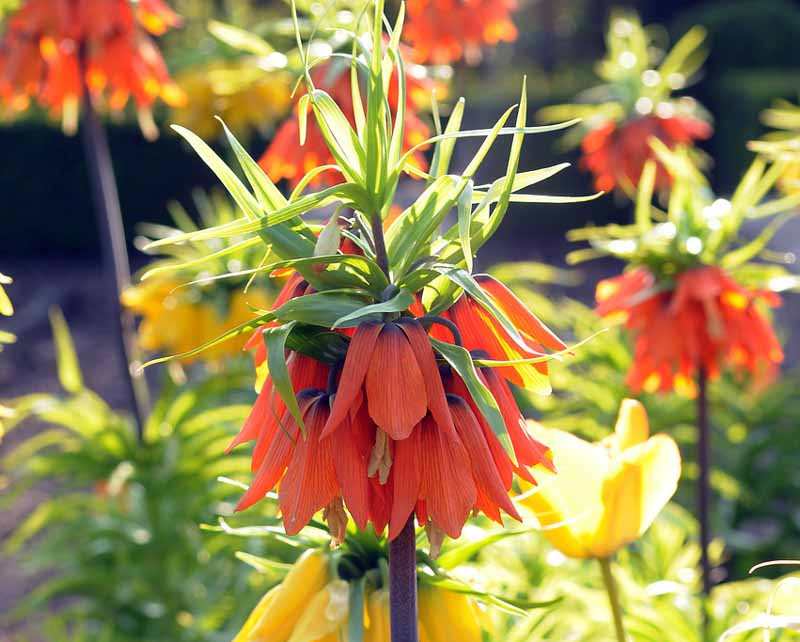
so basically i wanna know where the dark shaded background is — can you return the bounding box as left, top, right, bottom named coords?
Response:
left=3, top=0, right=800, bottom=255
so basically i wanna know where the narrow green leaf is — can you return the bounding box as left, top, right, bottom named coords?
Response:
left=264, top=321, right=304, bottom=431
left=218, top=118, right=287, bottom=211
left=140, top=236, right=261, bottom=281
left=298, top=94, right=311, bottom=146
left=635, top=160, right=656, bottom=233
left=430, top=338, right=516, bottom=464
left=473, top=329, right=607, bottom=367
left=285, top=325, right=350, bottom=363
left=172, top=125, right=262, bottom=222
left=275, top=291, right=369, bottom=327
left=48, top=307, right=83, bottom=393
left=398, top=118, right=581, bottom=171
left=332, top=288, right=414, bottom=328
left=721, top=213, right=795, bottom=269
left=141, top=312, right=274, bottom=368
left=437, top=529, right=529, bottom=569
left=428, top=98, right=465, bottom=181
left=457, top=180, right=474, bottom=271
left=311, top=89, right=365, bottom=181
left=208, top=20, right=274, bottom=56
left=657, top=25, right=707, bottom=79
left=433, top=267, right=525, bottom=347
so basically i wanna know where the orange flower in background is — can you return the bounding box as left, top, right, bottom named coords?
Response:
left=259, top=61, right=432, bottom=188
left=0, top=0, right=185, bottom=135
left=228, top=276, right=560, bottom=550
left=581, top=115, right=712, bottom=193
left=403, top=0, right=518, bottom=64
left=596, top=265, right=783, bottom=395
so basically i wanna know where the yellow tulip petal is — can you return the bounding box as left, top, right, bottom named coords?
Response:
left=287, top=580, right=349, bottom=642
left=418, top=586, right=482, bottom=642
left=245, top=549, right=330, bottom=641
left=233, top=584, right=281, bottom=642
left=591, top=434, right=681, bottom=557
left=364, top=589, right=390, bottom=642
left=518, top=426, right=609, bottom=559
left=613, top=398, right=650, bottom=451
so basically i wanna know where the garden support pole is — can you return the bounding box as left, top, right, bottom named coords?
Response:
left=389, top=515, right=418, bottom=642
left=80, top=96, right=150, bottom=437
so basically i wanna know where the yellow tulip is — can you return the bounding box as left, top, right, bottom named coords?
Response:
left=172, top=62, right=292, bottom=140
left=518, top=399, right=681, bottom=559
left=122, top=281, right=270, bottom=365
left=234, top=548, right=330, bottom=642
left=287, top=580, right=350, bottom=642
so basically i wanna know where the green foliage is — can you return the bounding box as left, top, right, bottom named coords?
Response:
left=491, top=261, right=800, bottom=579
left=567, top=145, right=800, bottom=290
left=476, top=504, right=800, bottom=641
left=2, top=319, right=266, bottom=641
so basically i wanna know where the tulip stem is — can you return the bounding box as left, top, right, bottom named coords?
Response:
left=389, top=516, right=418, bottom=642
left=697, top=364, right=713, bottom=639
left=599, top=557, right=626, bottom=642
left=80, top=89, right=150, bottom=438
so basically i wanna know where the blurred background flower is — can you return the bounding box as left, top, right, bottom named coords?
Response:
left=0, top=0, right=185, bottom=137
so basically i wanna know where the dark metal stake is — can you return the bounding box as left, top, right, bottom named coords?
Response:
left=79, top=96, right=150, bottom=437
left=389, top=515, right=418, bottom=642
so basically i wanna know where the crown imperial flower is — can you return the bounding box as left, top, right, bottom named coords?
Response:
left=145, top=0, right=593, bottom=550
left=0, top=0, right=185, bottom=136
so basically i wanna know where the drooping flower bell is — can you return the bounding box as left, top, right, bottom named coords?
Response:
left=596, top=265, right=783, bottom=394
left=570, top=144, right=794, bottom=395
left=0, top=0, right=185, bottom=136
left=581, top=114, right=711, bottom=193
left=229, top=301, right=561, bottom=549
left=538, top=9, right=711, bottom=195
left=402, top=0, right=518, bottom=65
left=518, top=399, right=681, bottom=559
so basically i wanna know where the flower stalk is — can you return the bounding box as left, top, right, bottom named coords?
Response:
left=389, top=515, right=419, bottom=642
left=371, top=213, right=391, bottom=279
left=80, top=81, right=150, bottom=436
left=599, top=557, right=626, bottom=642
left=696, top=364, right=712, bottom=598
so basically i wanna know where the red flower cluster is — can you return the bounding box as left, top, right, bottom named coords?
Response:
left=596, top=266, right=783, bottom=394
left=259, top=61, right=431, bottom=189
left=0, top=0, right=184, bottom=128
left=581, top=115, right=712, bottom=193
left=403, top=0, right=518, bottom=64
left=228, top=273, right=563, bottom=546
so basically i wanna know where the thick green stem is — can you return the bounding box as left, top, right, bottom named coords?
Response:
left=599, top=557, right=626, bottom=642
